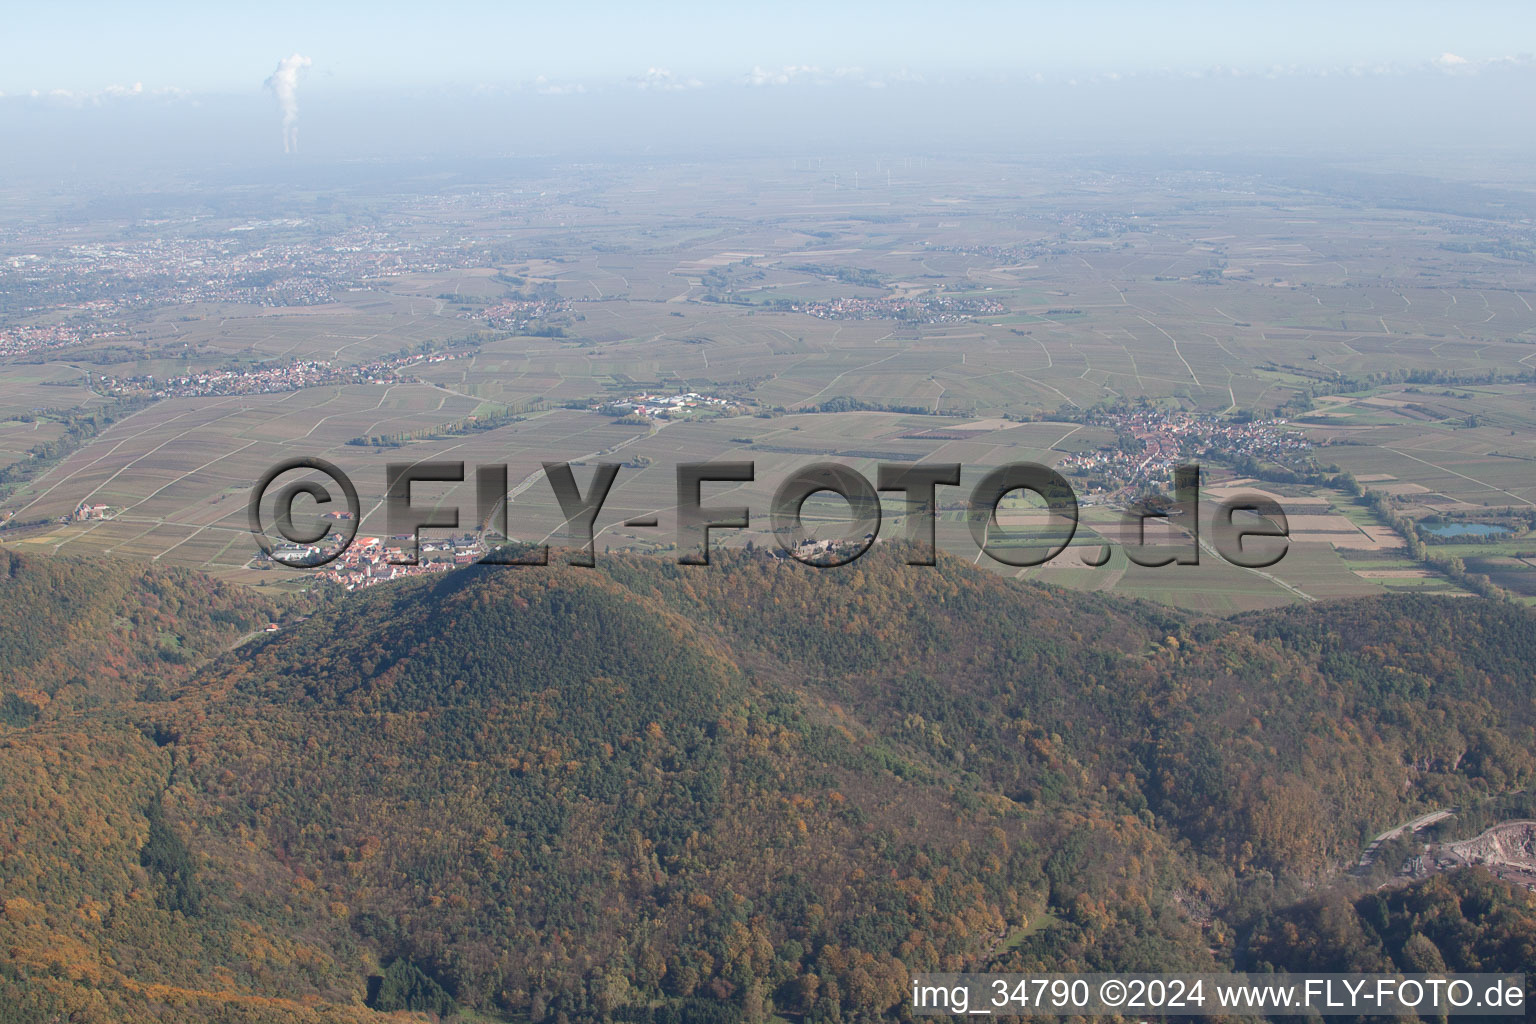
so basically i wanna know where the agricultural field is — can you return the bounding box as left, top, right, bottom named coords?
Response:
left=2, top=156, right=1534, bottom=610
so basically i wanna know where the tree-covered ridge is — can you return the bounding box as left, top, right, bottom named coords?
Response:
left=0, top=548, right=1532, bottom=1022
left=606, top=555, right=1535, bottom=874
left=1248, top=869, right=1536, bottom=976
left=0, top=548, right=276, bottom=714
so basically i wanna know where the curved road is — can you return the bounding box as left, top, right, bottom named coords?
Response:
left=1355, top=809, right=1454, bottom=871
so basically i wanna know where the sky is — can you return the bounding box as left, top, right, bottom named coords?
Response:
left=3, top=0, right=1533, bottom=95
left=1, top=2, right=1533, bottom=173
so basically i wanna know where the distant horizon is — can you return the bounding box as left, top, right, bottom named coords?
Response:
left=4, top=1, right=1534, bottom=96
left=4, top=1, right=1532, bottom=176
left=3, top=68, right=1535, bottom=182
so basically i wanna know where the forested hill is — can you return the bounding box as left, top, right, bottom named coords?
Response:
left=0, top=548, right=1532, bottom=1023
left=0, top=548, right=276, bottom=718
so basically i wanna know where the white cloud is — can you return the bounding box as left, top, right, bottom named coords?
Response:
left=1430, top=51, right=1533, bottom=74
left=744, top=64, right=821, bottom=87
left=11, top=82, right=187, bottom=107
left=532, top=75, right=585, bottom=96
left=630, top=67, right=703, bottom=91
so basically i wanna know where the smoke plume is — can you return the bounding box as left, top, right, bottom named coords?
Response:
left=264, top=54, right=312, bottom=153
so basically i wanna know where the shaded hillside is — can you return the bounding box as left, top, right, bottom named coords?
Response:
left=609, top=556, right=1536, bottom=873
left=0, top=548, right=1533, bottom=1022
left=0, top=548, right=277, bottom=716
left=1247, top=869, right=1536, bottom=975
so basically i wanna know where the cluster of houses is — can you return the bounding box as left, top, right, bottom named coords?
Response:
left=319, top=534, right=488, bottom=590
left=604, top=391, right=735, bottom=419
left=767, top=533, right=883, bottom=564
left=2, top=221, right=498, bottom=363
left=94, top=349, right=469, bottom=400
left=1058, top=409, right=1310, bottom=494
left=780, top=294, right=1007, bottom=323
left=473, top=296, right=571, bottom=329
left=72, top=501, right=116, bottom=521
left=0, top=319, right=128, bottom=358
left=258, top=530, right=491, bottom=589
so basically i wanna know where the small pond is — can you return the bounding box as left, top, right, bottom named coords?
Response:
left=1419, top=522, right=1514, bottom=539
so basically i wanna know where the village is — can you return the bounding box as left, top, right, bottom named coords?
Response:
left=317, top=533, right=488, bottom=590
left=0, top=217, right=502, bottom=359
left=258, top=525, right=490, bottom=591
left=91, top=348, right=469, bottom=400
left=0, top=316, right=130, bottom=357
left=471, top=295, right=572, bottom=330
left=1058, top=408, right=1313, bottom=497
left=776, top=293, right=1007, bottom=323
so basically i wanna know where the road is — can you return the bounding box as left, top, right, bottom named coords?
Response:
left=1355, top=809, right=1455, bottom=871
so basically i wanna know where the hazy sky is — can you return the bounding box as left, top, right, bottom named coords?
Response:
left=3, top=0, right=1533, bottom=94
left=2, top=1, right=1532, bottom=175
